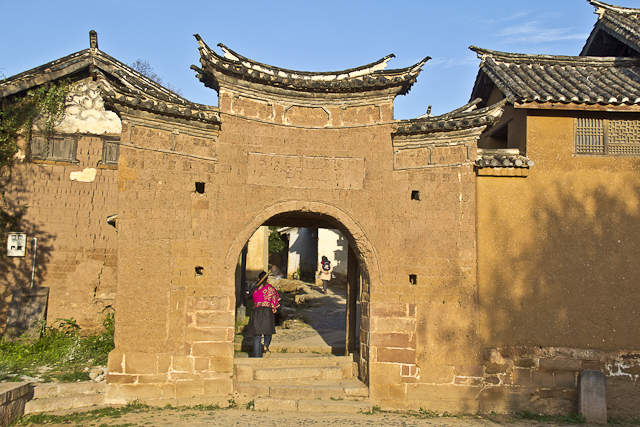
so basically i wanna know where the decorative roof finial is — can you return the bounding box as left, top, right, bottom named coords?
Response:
left=90, top=30, right=98, bottom=50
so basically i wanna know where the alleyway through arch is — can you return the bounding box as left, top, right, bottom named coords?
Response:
left=235, top=276, right=358, bottom=355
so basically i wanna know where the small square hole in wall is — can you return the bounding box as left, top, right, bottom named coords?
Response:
left=195, top=266, right=204, bottom=277
left=409, top=274, right=417, bottom=285
left=411, top=191, right=420, bottom=201
left=195, top=182, right=205, bottom=194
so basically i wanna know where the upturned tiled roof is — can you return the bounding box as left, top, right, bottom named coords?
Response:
left=469, top=46, right=640, bottom=106
left=394, top=98, right=506, bottom=135
left=475, top=148, right=534, bottom=169
left=0, top=31, right=220, bottom=125
left=582, top=1, right=640, bottom=56
left=191, top=35, right=430, bottom=96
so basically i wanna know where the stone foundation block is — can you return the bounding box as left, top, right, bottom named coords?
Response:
left=513, top=369, right=531, bottom=386
left=233, top=382, right=270, bottom=398
left=191, top=343, right=234, bottom=358
left=254, top=397, right=297, bottom=412
left=539, top=358, right=581, bottom=372
left=106, top=373, right=137, bottom=384
left=107, top=351, right=124, bottom=373
left=125, top=353, right=158, bottom=375
left=234, top=365, right=253, bottom=382
left=0, top=383, right=32, bottom=427
left=406, top=384, right=480, bottom=402
left=420, top=365, right=454, bottom=383
left=377, top=348, right=415, bottom=364
left=209, top=357, right=234, bottom=372
left=172, top=356, right=194, bottom=372
left=369, top=362, right=402, bottom=384
left=117, top=384, right=164, bottom=399
left=532, top=371, right=554, bottom=388
left=175, top=380, right=204, bottom=398
left=554, top=371, right=577, bottom=388
left=203, top=378, right=233, bottom=396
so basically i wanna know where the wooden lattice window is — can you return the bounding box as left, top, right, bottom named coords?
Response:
left=576, top=113, right=640, bottom=155
left=102, top=138, right=120, bottom=166
left=31, top=135, right=78, bottom=162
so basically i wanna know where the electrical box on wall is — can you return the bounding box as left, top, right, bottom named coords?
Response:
left=7, top=233, right=27, bottom=257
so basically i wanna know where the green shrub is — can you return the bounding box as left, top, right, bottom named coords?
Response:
left=0, top=314, right=114, bottom=382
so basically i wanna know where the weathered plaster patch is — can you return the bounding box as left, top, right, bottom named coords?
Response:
left=33, top=79, right=122, bottom=135
left=14, top=149, right=26, bottom=161
left=70, top=168, right=97, bottom=182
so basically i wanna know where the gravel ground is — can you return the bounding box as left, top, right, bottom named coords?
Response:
left=18, top=406, right=568, bottom=427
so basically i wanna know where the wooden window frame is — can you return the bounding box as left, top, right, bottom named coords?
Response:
left=30, top=134, right=78, bottom=163
left=101, top=137, right=120, bottom=167
left=575, top=113, right=640, bottom=156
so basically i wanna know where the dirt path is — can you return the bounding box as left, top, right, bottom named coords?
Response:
left=236, top=278, right=352, bottom=353
left=18, top=406, right=564, bottom=427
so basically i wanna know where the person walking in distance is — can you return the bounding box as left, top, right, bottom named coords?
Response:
left=318, top=255, right=333, bottom=295
left=247, top=271, right=280, bottom=357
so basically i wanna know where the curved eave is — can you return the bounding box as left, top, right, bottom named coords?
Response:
left=393, top=99, right=506, bottom=135
left=0, top=47, right=221, bottom=125
left=589, top=0, right=640, bottom=16
left=592, top=11, right=640, bottom=54
left=0, top=49, right=92, bottom=98
left=193, top=35, right=429, bottom=95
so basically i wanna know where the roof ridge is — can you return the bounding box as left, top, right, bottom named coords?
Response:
left=194, top=35, right=429, bottom=80
left=215, top=42, right=399, bottom=77
left=589, top=0, right=640, bottom=15
left=470, top=45, right=640, bottom=66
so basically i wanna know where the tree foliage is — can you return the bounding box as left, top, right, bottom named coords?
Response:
left=129, top=59, right=184, bottom=97
left=0, top=80, right=70, bottom=247
left=268, top=226, right=286, bottom=255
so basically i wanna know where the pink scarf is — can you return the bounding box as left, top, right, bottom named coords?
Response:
left=252, top=283, right=280, bottom=313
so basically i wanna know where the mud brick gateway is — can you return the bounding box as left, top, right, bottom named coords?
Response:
left=2, top=1, right=640, bottom=419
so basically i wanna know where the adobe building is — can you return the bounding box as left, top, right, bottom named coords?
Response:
left=1, top=0, right=639, bottom=418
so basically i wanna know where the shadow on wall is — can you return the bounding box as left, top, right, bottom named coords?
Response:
left=482, top=179, right=640, bottom=349
left=0, top=176, right=54, bottom=335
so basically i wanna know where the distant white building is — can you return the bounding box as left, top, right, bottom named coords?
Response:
left=278, top=227, right=348, bottom=283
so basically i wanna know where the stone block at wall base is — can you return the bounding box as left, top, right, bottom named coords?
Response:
left=0, top=383, right=32, bottom=427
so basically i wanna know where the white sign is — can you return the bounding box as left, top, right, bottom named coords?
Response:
left=7, top=233, right=27, bottom=257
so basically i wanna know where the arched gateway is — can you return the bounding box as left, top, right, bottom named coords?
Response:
left=103, top=36, right=502, bottom=409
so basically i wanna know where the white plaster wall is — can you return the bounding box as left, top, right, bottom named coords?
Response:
left=33, top=78, right=122, bottom=135
left=286, top=227, right=317, bottom=277
left=318, top=228, right=348, bottom=278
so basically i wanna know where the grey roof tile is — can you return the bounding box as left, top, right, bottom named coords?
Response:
left=192, top=35, right=430, bottom=96
left=0, top=32, right=220, bottom=125
left=582, top=1, right=640, bottom=56
left=469, top=46, right=640, bottom=106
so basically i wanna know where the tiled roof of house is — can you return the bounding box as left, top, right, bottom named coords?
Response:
left=0, top=31, right=220, bottom=125
left=191, top=35, right=429, bottom=96
left=582, top=1, right=640, bottom=56
left=394, top=98, right=506, bottom=135
left=469, top=46, right=640, bottom=106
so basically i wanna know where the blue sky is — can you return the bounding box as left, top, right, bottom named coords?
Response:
left=1, top=0, right=639, bottom=118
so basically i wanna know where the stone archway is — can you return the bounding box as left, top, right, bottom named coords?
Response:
left=225, top=200, right=382, bottom=383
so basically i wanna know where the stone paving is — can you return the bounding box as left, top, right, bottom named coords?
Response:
left=236, top=278, right=353, bottom=353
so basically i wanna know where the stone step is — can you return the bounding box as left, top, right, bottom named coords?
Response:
left=24, top=382, right=106, bottom=414
left=233, top=354, right=357, bottom=382
left=254, top=397, right=372, bottom=413
left=234, top=353, right=355, bottom=367
left=235, top=378, right=369, bottom=400
left=31, top=382, right=105, bottom=399
left=254, top=365, right=346, bottom=382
